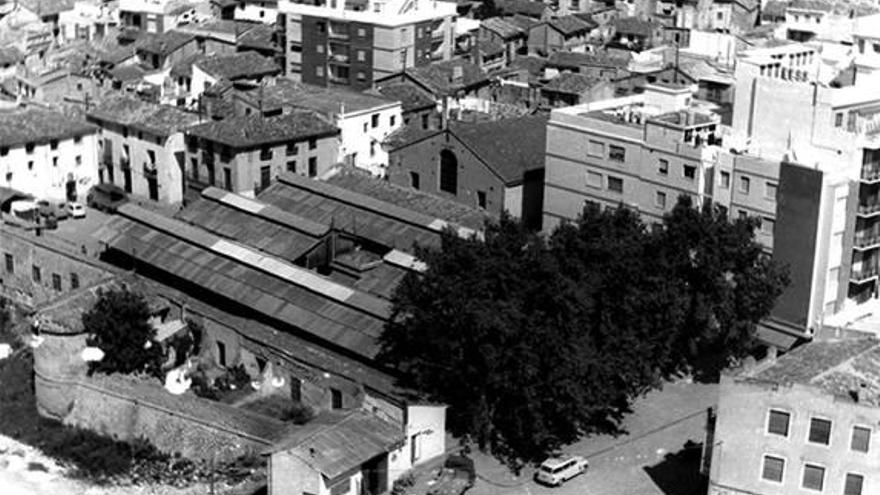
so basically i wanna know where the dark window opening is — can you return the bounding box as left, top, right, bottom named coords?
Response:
left=439, top=149, right=458, bottom=194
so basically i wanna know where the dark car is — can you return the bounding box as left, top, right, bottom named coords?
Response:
left=427, top=455, right=476, bottom=495
left=36, top=199, right=69, bottom=220
left=86, top=183, right=128, bottom=213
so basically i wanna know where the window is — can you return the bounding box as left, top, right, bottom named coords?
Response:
left=586, top=170, right=602, bottom=188
left=308, top=138, right=317, bottom=150
left=32, top=265, right=41, bottom=283
left=356, top=71, right=366, bottom=81
left=27, top=161, right=33, bottom=171
left=739, top=176, right=750, bottom=194
left=765, top=182, right=777, bottom=199
left=410, top=172, right=420, bottom=190
left=260, top=165, right=271, bottom=191
left=308, top=156, right=318, bottom=177
left=260, top=146, right=273, bottom=161
left=439, top=150, right=458, bottom=194
left=357, top=50, right=366, bottom=62
left=845, top=473, right=864, bottom=495
left=720, top=171, right=730, bottom=188
left=371, top=114, right=379, bottom=128
left=290, top=44, right=302, bottom=53
left=607, top=176, right=623, bottom=193
left=316, top=66, right=324, bottom=77
left=4, top=253, right=12, bottom=273
left=608, top=145, right=625, bottom=162
left=223, top=167, right=232, bottom=191
left=74, top=136, right=81, bottom=145
left=683, top=165, right=696, bottom=180
left=835, top=112, right=844, bottom=127
left=801, top=464, right=825, bottom=491
left=738, top=210, right=748, bottom=220
left=75, top=155, right=81, bottom=166
left=658, top=159, right=669, bottom=175
left=316, top=44, right=324, bottom=53
left=0, top=146, right=7, bottom=156
left=358, top=28, right=366, bottom=37
left=390, top=115, right=396, bottom=127
left=52, top=273, right=62, bottom=291
left=370, top=140, right=377, bottom=157
left=587, top=140, right=604, bottom=158
left=767, top=410, right=790, bottom=436
left=808, top=417, right=831, bottom=445
left=216, top=341, right=226, bottom=367
left=50, top=140, right=58, bottom=150
left=330, top=388, right=343, bottom=409
left=52, top=156, right=58, bottom=167
left=761, top=455, right=784, bottom=483
left=762, top=217, right=775, bottom=234
left=25, top=142, right=35, bottom=154
left=716, top=11, right=723, bottom=20
left=477, top=190, right=487, bottom=209
left=287, top=160, right=296, bottom=173
left=655, top=191, right=666, bottom=208
left=851, top=426, right=870, bottom=453
left=421, top=114, right=430, bottom=129
left=70, top=272, right=79, bottom=290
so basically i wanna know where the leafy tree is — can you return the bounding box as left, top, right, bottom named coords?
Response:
left=83, top=288, right=163, bottom=378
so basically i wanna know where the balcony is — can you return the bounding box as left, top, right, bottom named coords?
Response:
left=854, top=232, right=880, bottom=250
left=120, top=157, right=131, bottom=170
left=862, top=164, right=880, bottom=183
left=329, top=52, right=349, bottom=63
left=851, top=265, right=880, bottom=283
left=328, top=23, right=349, bottom=40
left=858, top=202, right=880, bottom=217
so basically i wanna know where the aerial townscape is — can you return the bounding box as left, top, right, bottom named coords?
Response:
left=4, top=0, right=880, bottom=494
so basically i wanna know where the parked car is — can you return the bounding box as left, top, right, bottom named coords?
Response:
left=534, top=455, right=588, bottom=486
left=427, top=455, right=476, bottom=495
left=36, top=199, right=69, bottom=220
left=86, top=183, right=127, bottom=213
left=67, top=202, right=86, bottom=219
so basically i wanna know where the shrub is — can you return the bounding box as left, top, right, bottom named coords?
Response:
left=391, top=472, right=416, bottom=495
left=281, top=403, right=315, bottom=425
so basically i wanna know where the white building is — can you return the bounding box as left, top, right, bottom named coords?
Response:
left=234, top=0, right=278, bottom=24
left=0, top=107, right=99, bottom=202
left=118, top=0, right=210, bottom=33
left=58, top=0, right=119, bottom=44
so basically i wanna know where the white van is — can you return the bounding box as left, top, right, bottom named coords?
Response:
left=534, top=455, right=589, bottom=486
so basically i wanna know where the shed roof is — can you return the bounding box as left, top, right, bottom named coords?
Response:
left=481, top=17, right=527, bottom=39
left=267, top=410, right=404, bottom=479
left=448, top=114, right=548, bottom=185
left=136, top=30, right=196, bottom=56
left=194, top=51, right=280, bottom=80
left=186, top=110, right=338, bottom=148
left=547, top=50, right=630, bottom=69
left=547, top=15, right=595, bottom=35
left=88, top=95, right=200, bottom=137
left=496, top=0, right=549, bottom=17
left=374, top=83, right=436, bottom=112
left=402, top=60, right=490, bottom=97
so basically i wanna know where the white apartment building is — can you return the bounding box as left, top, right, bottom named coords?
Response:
left=234, top=0, right=279, bottom=23
left=119, top=0, right=209, bottom=33
left=0, top=107, right=99, bottom=202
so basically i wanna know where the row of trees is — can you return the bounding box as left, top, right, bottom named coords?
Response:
left=379, top=197, right=789, bottom=465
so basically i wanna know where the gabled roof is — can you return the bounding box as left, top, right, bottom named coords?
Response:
left=136, top=30, right=196, bottom=57
left=546, top=15, right=595, bottom=35
left=236, top=24, right=278, bottom=51
left=399, top=60, right=490, bottom=97
left=374, top=83, right=436, bottom=112
left=186, top=110, right=337, bottom=148
left=237, top=78, right=398, bottom=117
left=194, top=51, right=280, bottom=80
left=87, top=95, right=200, bottom=137
left=267, top=410, right=404, bottom=479
left=762, top=0, right=789, bottom=17
left=787, top=0, right=831, bottom=11
left=17, top=0, right=75, bottom=17
left=108, top=63, right=147, bottom=82
left=542, top=72, right=604, bottom=94
left=506, top=14, right=539, bottom=31
left=448, top=114, right=548, bottom=185
left=547, top=50, right=630, bottom=69
left=614, top=17, right=660, bottom=37
left=496, top=0, right=549, bottom=17
left=481, top=17, right=527, bottom=39
left=0, top=106, right=96, bottom=147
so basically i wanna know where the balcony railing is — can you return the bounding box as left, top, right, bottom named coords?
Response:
left=851, top=265, right=880, bottom=283
left=854, top=233, right=880, bottom=250
left=329, top=53, right=349, bottom=63
left=858, top=202, right=880, bottom=217
left=862, top=164, right=880, bottom=183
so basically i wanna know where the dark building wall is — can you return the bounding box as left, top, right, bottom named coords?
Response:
left=414, top=20, right=434, bottom=67
left=522, top=168, right=545, bottom=231
left=348, top=22, right=374, bottom=90
left=387, top=132, right=506, bottom=215
left=771, top=160, right=823, bottom=327
left=301, top=15, right=328, bottom=86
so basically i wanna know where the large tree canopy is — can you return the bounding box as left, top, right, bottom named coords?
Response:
left=83, top=287, right=164, bottom=377
left=379, top=197, right=788, bottom=464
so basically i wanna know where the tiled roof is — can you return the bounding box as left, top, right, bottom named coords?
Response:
left=614, top=17, right=660, bottom=37
left=88, top=95, right=200, bottom=137
left=479, top=39, right=506, bottom=57
left=194, top=51, right=280, bottom=80
left=548, top=50, right=630, bottom=69
left=236, top=24, right=278, bottom=51
left=17, top=0, right=75, bottom=17
left=449, top=114, right=547, bottom=185
left=136, top=30, right=196, bottom=56
left=506, top=14, right=538, bottom=31
left=542, top=72, right=603, bottom=94
left=185, top=110, right=338, bottom=148
left=0, top=106, right=96, bottom=147
left=374, top=83, right=436, bottom=112
left=175, top=187, right=328, bottom=264
left=267, top=410, right=404, bottom=479
left=403, top=60, right=490, bottom=97
left=325, top=167, right=491, bottom=232
left=170, top=52, right=204, bottom=78
left=547, top=15, right=594, bottom=35
left=499, top=55, right=548, bottom=82
left=108, top=63, right=147, bottom=82
left=481, top=17, right=527, bottom=39
left=762, top=0, right=789, bottom=16
left=787, top=0, right=832, bottom=11
left=382, top=122, right=440, bottom=150
left=748, top=338, right=880, bottom=407
left=93, top=204, right=390, bottom=361
left=177, top=19, right=257, bottom=37
left=239, top=78, right=397, bottom=117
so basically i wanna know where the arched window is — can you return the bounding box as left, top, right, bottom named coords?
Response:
left=439, top=149, right=458, bottom=195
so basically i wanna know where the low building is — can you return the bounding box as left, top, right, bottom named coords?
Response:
left=527, top=15, right=595, bottom=56
left=385, top=114, right=547, bottom=229
left=708, top=338, right=880, bottom=495
left=118, top=0, right=209, bottom=34
left=479, top=17, right=529, bottom=67
left=608, top=17, right=664, bottom=52
left=86, top=95, right=200, bottom=207
left=191, top=51, right=280, bottom=100
left=184, top=110, right=339, bottom=196
left=230, top=79, right=403, bottom=177
left=0, top=106, right=98, bottom=202
left=58, top=0, right=119, bottom=44
left=234, top=0, right=278, bottom=24
left=374, top=82, right=441, bottom=131
left=495, top=0, right=552, bottom=20
left=544, top=50, right=631, bottom=81
left=135, top=29, right=199, bottom=71
left=15, top=67, right=100, bottom=107
left=541, top=72, right=615, bottom=108
left=709, top=0, right=760, bottom=36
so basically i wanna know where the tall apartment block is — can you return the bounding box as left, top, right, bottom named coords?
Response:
left=277, top=0, right=457, bottom=90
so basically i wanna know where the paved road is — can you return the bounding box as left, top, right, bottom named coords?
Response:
left=466, top=381, right=717, bottom=495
